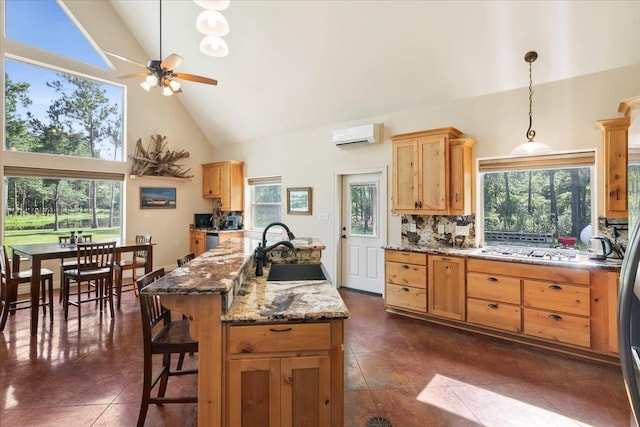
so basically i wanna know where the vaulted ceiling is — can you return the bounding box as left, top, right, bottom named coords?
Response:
left=108, top=0, right=640, bottom=146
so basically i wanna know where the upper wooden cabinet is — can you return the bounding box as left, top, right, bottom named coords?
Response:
left=596, top=117, right=630, bottom=218
left=202, top=161, right=244, bottom=211
left=391, top=127, right=475, bottom=215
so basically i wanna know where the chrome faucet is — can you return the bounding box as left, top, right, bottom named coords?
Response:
left=255, top=222, right=296, bottom=276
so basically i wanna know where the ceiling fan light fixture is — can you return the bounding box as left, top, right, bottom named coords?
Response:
left=196, top=10, right=229, bottom=36
left=161, top=86, right=174, bottom=96
left=168, top=79, right=181, bottom=92
left=145, top=74, right=159, bottom=87
left=140, top=81, right=152, bottom=92
left=200, top=35, right=229, bottom=57
left=194, top=0, right=230, bottom=11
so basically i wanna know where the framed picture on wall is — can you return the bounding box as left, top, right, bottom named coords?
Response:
left=140, top=187, right=176, bottom=209
left=287, top=187, right=312, bottom=215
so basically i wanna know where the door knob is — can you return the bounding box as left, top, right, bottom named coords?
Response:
left=341, top=235, right=346, bottom=239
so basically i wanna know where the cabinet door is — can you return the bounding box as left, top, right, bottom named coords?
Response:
left=189, top=230, right=206, bottom=257
left=281, top=356, right=331, bottom=427
left=220, top=163, right=245, bottom=211
left=597, top=117, right=630, bottom=218
left=392, top=139, right=419, bottom=211
left=428, top=256, right=465, bottom=320
left=448, top=138, right=475, bottom=215
left=228, top=358, right=281, bottom=427
left=202, top=163, right=222, bottom=198
left=418, top=136, right=447, bottom=213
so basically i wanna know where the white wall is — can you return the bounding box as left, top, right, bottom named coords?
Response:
left=211, top=63, right=640, bottom=283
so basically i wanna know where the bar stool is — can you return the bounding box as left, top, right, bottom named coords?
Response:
left=114, top=234, right=151, bottom=308
left=62, top=241, right=116, bottom=323
left=0, top=245, right=54, bottom=331
left=176, top=253, right=195, bottom=267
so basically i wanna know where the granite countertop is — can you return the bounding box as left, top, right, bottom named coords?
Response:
left=222, top=265, right=350, bottom=323
left=141, top=236, right=348, bottom=322
left=385, top=243, right=623, bottom=271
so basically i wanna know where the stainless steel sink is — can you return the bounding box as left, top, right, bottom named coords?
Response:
left=266, top=263, right=327, bottom=281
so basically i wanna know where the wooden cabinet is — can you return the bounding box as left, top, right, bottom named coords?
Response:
left=202, top=161, right=244, bottom=211
left=384, top=250, right=427, bottom=313
left=596, top=117, right=630, bottom=218
left=467, top=271, right=522, bottom=333
left=607, top=271, right=621, bottom=354
left=225, top=321, right=342, bottom=427
left=219, top=231, right=243, bottom=244
left=391, top=127, right=475, bottom=215
left=189, top=229, right=206, bottom=257
left=428, top=255, right=465, bottom=320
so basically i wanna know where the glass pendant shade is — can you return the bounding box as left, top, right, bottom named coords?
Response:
left=145, top=74, right=158, bottom=87
left=196, top=10, right=229, bottom=36
left=161, top=86, right=174, bottom=96
left=200, top=35, right=229, bottom=57
left=168, top=79, right=181, bottom=92
left=140, top=81, right=152, bottom=92
left=511, top=140, right=552, bottom=156
left=194, top=0, right=230, bottom=11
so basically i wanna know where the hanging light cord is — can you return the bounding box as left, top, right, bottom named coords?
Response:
left=525, top=51, right=537, bottom=142
left=159, top=0, right=163, bottom=60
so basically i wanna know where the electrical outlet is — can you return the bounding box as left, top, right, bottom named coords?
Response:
left=409, top=223, right=417, bottom=233
left=456, top=225, right=469, bottom=236
left=437, top=224, right=445, bottom=234
left=318, top=213, right=329, bottom=221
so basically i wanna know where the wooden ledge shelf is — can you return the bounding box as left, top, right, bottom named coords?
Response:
left=129, top=174, right=192, bottom=182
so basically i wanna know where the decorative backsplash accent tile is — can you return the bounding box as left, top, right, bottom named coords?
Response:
left=401, top=215, right=476, bottom=248
left=597, top=217, right=628, bottom=257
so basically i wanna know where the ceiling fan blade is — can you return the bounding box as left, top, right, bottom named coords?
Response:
left=161, top=53, right=183, bottom=71
left=119, top=72, right=150, bottom=80
left=103, top=51, right=148, bottom=68
left=174, top=73, right=218, bottom=85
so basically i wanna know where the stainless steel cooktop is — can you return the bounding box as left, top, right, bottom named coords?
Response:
left=479, top=246, right=581, bottom=262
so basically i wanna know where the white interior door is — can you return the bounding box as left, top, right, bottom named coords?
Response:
left=340, top=173, right=384, bottom=294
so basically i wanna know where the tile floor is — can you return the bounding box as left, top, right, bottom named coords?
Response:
left=0, top=286, right=630, bottom=426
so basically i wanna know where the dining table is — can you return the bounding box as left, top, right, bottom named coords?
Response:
left=10, top=239, right=154, bottom=336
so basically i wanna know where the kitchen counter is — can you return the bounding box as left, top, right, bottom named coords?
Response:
left=384, top=243, right=623, bottom=271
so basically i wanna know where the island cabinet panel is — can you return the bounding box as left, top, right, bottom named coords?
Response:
left=428, top=255, right=465, bottom=320
left=225, top=321, right=342, bottom=427
left=384, top=250, right=427, bottom=313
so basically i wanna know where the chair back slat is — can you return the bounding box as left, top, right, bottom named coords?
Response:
left=0, top=246, right=11, bottom=281
left=177, top=253, right=195, bottom=267
left=76, top=241, right=116, bottom=272
left=133, top=234, right=152, bottom=262
left=136, top=268, right=169, bottom=342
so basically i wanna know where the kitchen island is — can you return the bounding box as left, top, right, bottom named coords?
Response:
left=141, top=237, right=349, bottom=427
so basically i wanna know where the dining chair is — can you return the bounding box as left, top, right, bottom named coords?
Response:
left=58, top=234, right=93, bottom=303
left=114, top=234, right=151, bottom=308
left=136, top=268, right=198, bottom=427
left=176, top=253, right=195, bottom=267
left=62, top=241, right=116, bottom=323
left=0, top=245, right=55, bottom=331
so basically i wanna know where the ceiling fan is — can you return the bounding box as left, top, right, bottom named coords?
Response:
left=104, top=0, right=218, bottom=96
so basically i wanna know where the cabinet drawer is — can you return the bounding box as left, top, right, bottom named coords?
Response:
left=467, top=298, right=521, bottom=333
left=385, top=262, right=427, bottom=289
left=228, top=323, right=331, bottom=354
left=467, top=272, right=521, bottom=304
left=523, top=280, right=590, bottom=317
left=386, top=283, right=427, bottom=312
left=523, top=308, right=590, bottom=348
left=385, top=250, right=426, bottom=265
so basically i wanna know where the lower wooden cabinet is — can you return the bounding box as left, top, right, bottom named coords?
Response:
left=428, top=255, right=465, bottom=320
left=385, top=250, right=427, bottom=313
left=523, top=308, right=591, bottom=348
left=225, top=321, right=343, bottom=427
left=189, top=229, right=206, bottom=257
left=228, top=356, right=331, bottom=427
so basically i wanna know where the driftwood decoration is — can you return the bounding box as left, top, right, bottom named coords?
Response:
left=129, top=134, right=194, bottom=178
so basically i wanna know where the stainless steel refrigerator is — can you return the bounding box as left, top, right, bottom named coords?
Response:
left=619, top=218, right=640, bottom=426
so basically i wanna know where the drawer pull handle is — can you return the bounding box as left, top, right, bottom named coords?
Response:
left=401, top=287, right=410, bottom=292
left=487, top=303, right=499, bottom=309
left=401, top=264, right=410, bottom=269
left=548, top=314, right=562, bottom=321
left=269, top=327, right=293, bottom=333
left=487, top=277, right=498, bottom=282
left=549, top=284, right=562, bottom=290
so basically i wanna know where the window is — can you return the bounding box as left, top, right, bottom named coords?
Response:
left=248, top=177, right=282, bottom=229
left=349, top=182, right=378, bottom=236
left=2, top=0, right=126, bottom=245
left=480, top=152, right=594, bottom=248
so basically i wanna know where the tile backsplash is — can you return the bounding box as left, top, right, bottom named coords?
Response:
left=401, top=215, right=476, bottom=248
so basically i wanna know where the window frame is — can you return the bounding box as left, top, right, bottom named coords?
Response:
left=477, top=150, right=597, bottom=246
left=247, top=176, right=282, bottom=231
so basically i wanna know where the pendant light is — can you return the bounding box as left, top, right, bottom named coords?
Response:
left=511, top=51, right=552, bottom=156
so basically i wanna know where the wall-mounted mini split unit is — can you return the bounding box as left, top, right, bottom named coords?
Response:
left=332, top=123, right=382, bottom=147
